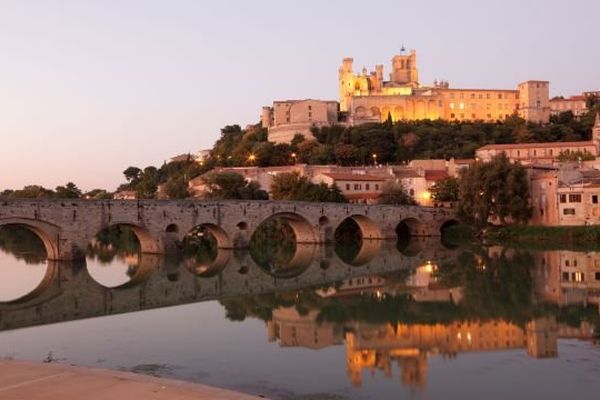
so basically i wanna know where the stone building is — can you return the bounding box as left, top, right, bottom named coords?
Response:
left=261, top=99, right=339, bottom=143
left=550, top=95, right=588, bottom=118
left=339, top=49, right=550, bottom=125
left=476, top=113, right=600, bottom=164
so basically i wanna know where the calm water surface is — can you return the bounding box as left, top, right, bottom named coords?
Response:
left=1, top=226, right=600, bottom=400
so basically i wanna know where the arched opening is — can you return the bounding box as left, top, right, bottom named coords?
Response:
left=0, top=219, right=60, bottom=261
left=370, top=107, right=381, bottom=119
left=440, top=219, right=461, bottom=249
left=236, top=221, right=248, bottom=231
left=0, top=225, right=57, bottom=303
left=182, top=224, right=232, bottom=277
left=165, top=224, right=179, bottom=233
left=86, top=225, right=155, bottom=288
left=334, top=216, right=382, bottom=266
left=396, top=218, right=427, bottom=256
left=248, top=213, right=317, bottom=278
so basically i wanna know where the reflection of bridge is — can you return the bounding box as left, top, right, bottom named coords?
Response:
left=0, top=199, right=456, bottom=260
left=0, top=240, right=455, bottom=332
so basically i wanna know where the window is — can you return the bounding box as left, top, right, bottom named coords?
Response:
left=365, top=184, right=370, bottom=191
left=450, top=93, right=455, bottom=99
left=563, top=208, right=576, bottom=215
left=569, top=194, right=582, bottom=203
left=450, top=103, right=455, bottom=109
left=346, top=184, right=350, bottom=191
left=574, top=272, right=584, bottom=282
left=451, top=113, right=456, bottom=118
left=560, top=194, right=566, bottom=203
left=486, top=93, right=491, bottom=99
left=471, top=93, right=476, bottom=99
left=566, top=260, right=570, bottom=267
left=595, top=272, right=600, bottom=281
left=498, top=93, right=503, bottom=99
left=375, top=184, right=379, bottom=190
left=593, top=195, right=598, bottom=204
left=562, top=272, right=570, bottom=281
left=354, top=184, right=361, bottom=190
left=460, top=93, right=464, bottom=99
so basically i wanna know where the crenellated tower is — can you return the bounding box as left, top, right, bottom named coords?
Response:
left=390, top=49, right=419, bottom=86
left=339, top=58, right=356, bottom=112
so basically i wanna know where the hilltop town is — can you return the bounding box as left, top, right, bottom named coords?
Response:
left=3, top=49, right=600, bottom=229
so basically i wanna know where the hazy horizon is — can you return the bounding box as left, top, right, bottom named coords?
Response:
left=1, top=0, right=598, bottom=191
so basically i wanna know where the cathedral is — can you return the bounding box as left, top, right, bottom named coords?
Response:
left=262, top=49, right=551, bottom=143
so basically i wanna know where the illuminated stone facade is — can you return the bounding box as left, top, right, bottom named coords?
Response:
left=339, top=50, right=550, bottom=124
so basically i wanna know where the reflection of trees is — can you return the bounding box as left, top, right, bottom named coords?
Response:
left=181, top=226, right=218, bottom=264
left=435, top=249, right=535, bottom=324
left=249, top=219, right=297, bottom=271
left=0, top=226, right=47, bottom=264
left=86, top=226, right=141, bottom=264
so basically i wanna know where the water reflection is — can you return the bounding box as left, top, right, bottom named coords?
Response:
left=0, top=226, right=53, bottom=303
left=2, top=224, right=600, bottom=396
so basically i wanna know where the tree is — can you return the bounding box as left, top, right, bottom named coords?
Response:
left=123, top=167, right=142, bottom=184
left=136, top=166, right=159, bottom=199
left=457, top=154, right=531, bottom=226
left=85, top=189, right=113, bottom=200
left=164, top=175, right=189, bottom=199
left=12, top=185, right=54, bottom=198
left=431, top=177, right=459, bottom=202
left=55, top=182, right=82, bottom=199
left=378, top=181, right=416, bottom=205
left=202, top=172, right=267, bottom=200
left=270, top=172, right=346, bottom=203
left=556, top=149, right=595, bottom=162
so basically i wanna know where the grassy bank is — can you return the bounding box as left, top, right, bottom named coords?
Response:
left=486, top=225, right=600, bottom=251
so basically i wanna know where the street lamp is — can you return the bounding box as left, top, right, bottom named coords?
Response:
left=247, top=154, right=256, bottom=165
left=372, top=153, right=378, bottom=166
left=291, top=152, right=297, bottom=164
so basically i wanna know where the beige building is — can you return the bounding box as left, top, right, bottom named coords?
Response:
left=339, top=50, right=550, bottom=125
left=550, top=95, right=588, bottom=118
left=261, top=99, right=339, bottom=143
left=312, top=172, right=387, bottom=203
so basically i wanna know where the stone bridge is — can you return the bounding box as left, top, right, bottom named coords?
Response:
left=0, top=199, right=457, bottom=261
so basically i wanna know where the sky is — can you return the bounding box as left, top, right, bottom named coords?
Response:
left=0, top=0, right=598, bottom=191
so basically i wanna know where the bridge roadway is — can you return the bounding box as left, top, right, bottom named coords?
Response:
left=0, top=240, right=457, bottom=332
left=0, top=199, right=457, bottom=261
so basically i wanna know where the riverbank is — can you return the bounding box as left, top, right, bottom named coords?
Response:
left=444, top=223, right=600, bottom=251
left=0, top=360, right=264, bottom=400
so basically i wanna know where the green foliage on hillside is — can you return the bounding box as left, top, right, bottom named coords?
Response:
left=270, top=172, right=346, bottom=202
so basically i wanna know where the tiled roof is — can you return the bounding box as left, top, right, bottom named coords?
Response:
left=424, top=170, right=449, bottom=182
left=320, top=172, right=388, bottom=182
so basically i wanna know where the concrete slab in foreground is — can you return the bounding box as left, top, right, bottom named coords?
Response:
left=0, top=360, right=265, bottom=400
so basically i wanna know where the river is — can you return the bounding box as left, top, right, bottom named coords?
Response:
left=1, top=225, right=600, bottom=400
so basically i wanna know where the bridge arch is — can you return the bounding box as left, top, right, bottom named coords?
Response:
left=181, top=224, right=232, bottom=277
left=91, top=222, right=159, bottom=254
left=396, top=218, right=427, bottom=239
left=335, top=215, right=383, bottom=241
left=251, top=212, right=318, bottom=245
left=0, top=218, right=61, bottom=260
